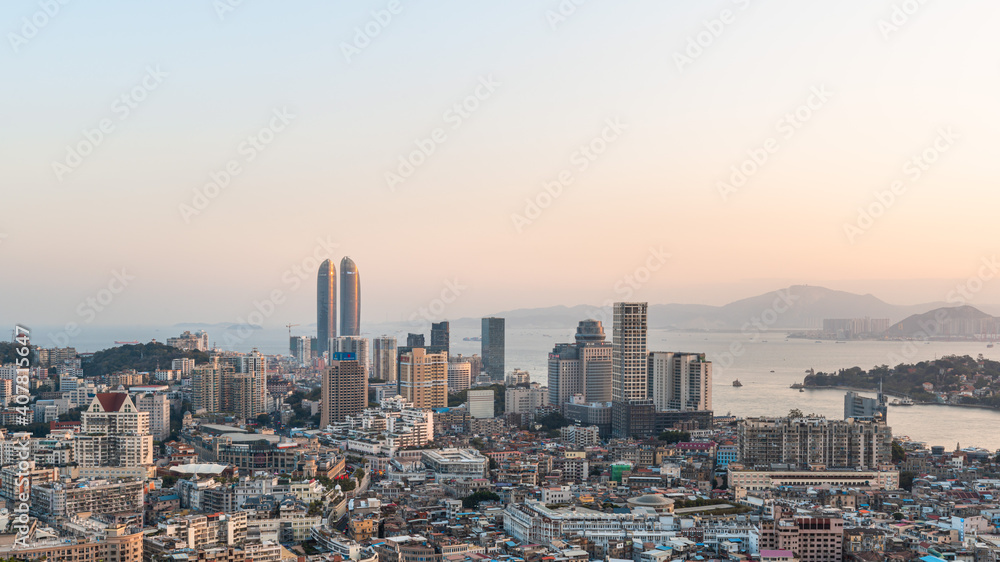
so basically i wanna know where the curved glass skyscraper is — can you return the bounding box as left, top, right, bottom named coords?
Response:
left=340, top=256, right=361, bottom=337
left=317, top=259, right=337, bottom=354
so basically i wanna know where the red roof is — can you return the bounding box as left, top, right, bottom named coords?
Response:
left=96, top=393, right=128, bottom=412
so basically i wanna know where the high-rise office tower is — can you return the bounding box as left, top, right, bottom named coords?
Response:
left=430, top=321, right=450, bottom=357
left=331, top=336, right=370, bottom=378
left=612, top=302, right=648, bottom=402
left=291, top=336, right=311, bottom=367
left=406, top=333, right=425, bottom=347
left=399, top=348, right=448, bottom=409
left=548, top=319, right=613, bottom=411
left=373, top=336, right=398, bottom=382
left=648, top=352, right=712, bottom=412
left=317, top=259, right=337, bottom=355
left=320, top=359, right=367, bottom=427
left=481, top=317, right=505, bottom=382
left=340, top=257, right=361, bottom=337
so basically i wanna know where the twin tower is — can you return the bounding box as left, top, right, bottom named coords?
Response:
left=316, top=257, right=361, bottom=354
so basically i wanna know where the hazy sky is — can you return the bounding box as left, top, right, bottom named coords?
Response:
left=3, top=0, right=1000, bottom=331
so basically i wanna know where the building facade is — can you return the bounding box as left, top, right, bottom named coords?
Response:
left=340, top=257, right=361, bottom=337
left=648, top=352, right=712, bottom=412
left=399, top=348, right=448, bottom=409
left=481, top=317, right=505, bottom=382
left=321, top=360, right=368, bottom=427
left=373, top=336, right=398, bottom=382
left=317, top=258, right=337, bottom=355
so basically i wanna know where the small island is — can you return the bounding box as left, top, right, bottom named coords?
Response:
left=801, top=354, right=1000, bottom=409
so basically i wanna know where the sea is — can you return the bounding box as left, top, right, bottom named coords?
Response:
left=29, top=324, right=1000, bottom=452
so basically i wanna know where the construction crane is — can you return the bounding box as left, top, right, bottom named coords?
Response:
left=285, top=323, right=300, bottom=339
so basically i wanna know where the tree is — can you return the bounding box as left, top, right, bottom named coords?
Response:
left=891, top=441, right=906, bottom=463
left=658, top=431, right=690, bottom=444
left=535, top=413, right=571, bottom=431
left=900, top=471, right=916, bottom=491
left=788, top=408, right=804, bottom=418
left=256, top=413, right=272, bottom=427
left=461, top=490, right=500, bottom=508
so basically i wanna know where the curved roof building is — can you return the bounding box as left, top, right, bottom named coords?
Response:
left=340, top=256, right=361, bottom=337
left=317, top=259, right=337, bottom=354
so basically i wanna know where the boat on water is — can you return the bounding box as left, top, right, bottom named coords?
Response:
left=790, top=383, right=804, bottom=389
left=732, top=379, right=743, bottom=387
left=815, top=340, right=822, bottom=343
left=799, top=388, right=805, bottom=392
left=835, top=341, right=846, bottom=344
left=890, top=397, right=915, bottom=406
left=988, top=343, right=995, bottom=348
left=769, top=370, right=775, bottom=373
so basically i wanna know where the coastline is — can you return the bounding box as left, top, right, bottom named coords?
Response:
left=802, top=385, right=1000, bottom=412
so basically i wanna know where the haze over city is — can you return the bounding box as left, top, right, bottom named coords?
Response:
left=4, top=1, right=1000, bottom=328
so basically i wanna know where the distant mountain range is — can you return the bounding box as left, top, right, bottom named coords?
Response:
left=886, top=305, right=1000, bottom=338
left=462, top=285, right=975, bottom=331
left=174, top=285, right=1000, bottom=334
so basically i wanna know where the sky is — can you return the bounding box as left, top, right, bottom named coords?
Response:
left=2, top=0, right=1000, bottom=333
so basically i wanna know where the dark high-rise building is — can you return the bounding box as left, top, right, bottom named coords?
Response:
left=317, top=259, right=337, bottom=355
left=321, top=360, right=367, bottom=427
left=481, top=317, right=505, bottom=382
left=340, top=256, right=361, bottom=337
left=431, top=321, right=450, bottom=356
left=373, top=336, right=397, bottom=383
left=406, top=333, right=425, bottom=347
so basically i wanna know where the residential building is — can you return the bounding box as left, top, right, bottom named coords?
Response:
left=321, top=359, right=367, bottom=427
left=399, top=348, right=448, bottom=409
left=447, top=360, right=471, bottom=393
left=648, top=351, right=712, bottom=412
left=738, top=416, right=892, bottom=470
